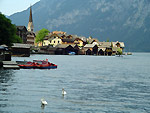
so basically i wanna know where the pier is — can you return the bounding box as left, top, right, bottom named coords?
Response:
left=2, top=61, right=20, bottom=69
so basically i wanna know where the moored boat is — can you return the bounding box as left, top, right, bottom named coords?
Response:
left=18, top=59, right=57, bottom=69
left=68, top=51, right=75, bottom=55
left=34, top=60, right=57, bottom=69
left=18, top=61, right=36, bottom=69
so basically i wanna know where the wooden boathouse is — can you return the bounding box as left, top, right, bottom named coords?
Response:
left=11, top=43, right=31, bottom=57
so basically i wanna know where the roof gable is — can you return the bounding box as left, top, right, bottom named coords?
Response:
left=99, top=42, right=111, bottom=47
left=84, top=44, right=95, bottom=48
left=62, top=38, right=75, bottom=43
left=112, top=42, right=125, bottom=47
left=45, top=34, right=61, bottom=40
left=16, top=26, right=27, bottom=31
left=55, top=44, right=76, bottom=48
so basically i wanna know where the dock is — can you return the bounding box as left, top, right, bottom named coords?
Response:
left=2, top=61, right=20, bottom=69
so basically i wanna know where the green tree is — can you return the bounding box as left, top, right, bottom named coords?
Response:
left=89, top=36, right=93, bottom=39
left=0, top=13, right=22, bottom=46
left=35, top=28, right=49, bottom=46
left=14, top=35, right=23, bottom=43
left=106, top=38, right=109, bottom=42
left=111, top=41, right=113, bottom=47
left=117, top=48, right=122, bottom=56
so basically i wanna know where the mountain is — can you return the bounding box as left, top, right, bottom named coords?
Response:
left=9, top=0, right=150, bottom=52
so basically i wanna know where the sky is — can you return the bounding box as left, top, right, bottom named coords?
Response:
left=0, top=0, right=40, bottom=16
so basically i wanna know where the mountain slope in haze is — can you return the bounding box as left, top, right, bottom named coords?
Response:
left=9, top=0, right=150, bottom=52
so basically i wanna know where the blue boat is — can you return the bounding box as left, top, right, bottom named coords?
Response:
left=68, top=52, right=75, bottom=55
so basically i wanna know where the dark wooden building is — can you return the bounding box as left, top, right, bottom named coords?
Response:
left=26, top=32, right=35, bottom=45
left=0, top=46, right=11, bottom=62
left=86, top=49, right=92, bottom=55
left=92, top=45, right=98, bottom=55
left=98, top=48, right=105, bottom=55
left=11, top=43, right=31, bottom=57
left=84, top=44, right=98, bottom=55
left=55, top=44, right=79, bottom=55
left=16, top=26, right=27, bottom=43
left=98, top=42, right=112, bottom=56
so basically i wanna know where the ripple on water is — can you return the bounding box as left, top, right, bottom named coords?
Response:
left=0, top=54, right=150, bottom=112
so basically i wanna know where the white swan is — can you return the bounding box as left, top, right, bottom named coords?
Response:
left=41, top=98, right=48, bottom=105
left=62, top=88, right=67, bottom=95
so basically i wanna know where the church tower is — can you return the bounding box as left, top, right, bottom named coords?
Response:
left=27, top=6, right=34, bottom=32
left=26, top=5, right=35, bottom=45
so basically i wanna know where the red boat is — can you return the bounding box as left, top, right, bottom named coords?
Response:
left=34, top=60, right=57, bottom=69
left=18, top=61, right=36, bottom=69
left=18, top=59, right=57, bottom=69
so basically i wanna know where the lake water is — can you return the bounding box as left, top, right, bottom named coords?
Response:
left=0, top=53, right=150, bottom=113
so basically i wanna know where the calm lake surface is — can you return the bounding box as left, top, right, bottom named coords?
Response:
left=0, top=53, right=150, bottom=113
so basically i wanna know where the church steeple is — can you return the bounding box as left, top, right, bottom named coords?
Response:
left=27, top=6, right=34, bottom=32
left=29, top=6, right=33, bottom=22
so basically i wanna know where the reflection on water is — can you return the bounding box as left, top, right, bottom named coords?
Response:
left=0, top=53, right=150, bottom=113
left=0, top=70, right=15, bottom=112
left=0, top=70, right=14, bottom=83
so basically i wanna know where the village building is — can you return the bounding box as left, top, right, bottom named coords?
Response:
left=98, top=42, right=112, bottom=55
left=97, top=41, right=125, bottom=56
left=11, top=43, right=31, bottom=57
left=37, top=46, right=57, bottom=55
left=61, top=35, right=76, bottom=44
left=43, top=34, right=62, bottom=47
left=55, top=44, right=79, bottom=55
left=16, top=26, right=27, bottom=43
left=74, top=38, right=86, bottom=47
left=112, top=47, right=119, bottom=55
left=112, top=41, right=125, bottom=50
left=84, top=44, right=98, bottom=55
left=87, top=36, right=99, bottom=45
left=78, top=36, right=87, bottom=42
left=111, top=41, right=125, bottom=55
left=26, top=32, right=35, bottom=45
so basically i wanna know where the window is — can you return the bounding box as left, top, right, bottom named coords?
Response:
left=54, top=41, right=55, bottom=43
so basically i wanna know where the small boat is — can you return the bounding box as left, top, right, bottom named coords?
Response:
left=68, top=52, right=75, bottom=55
left=18, top=61, right=36, bottom=69
left=127, top=52, right=132, bottom=55
left=16, top=61, right=28, bottom=65
left=35, top=60, right=57, bottom=69
left=18, top=59, right=57, bottom=69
